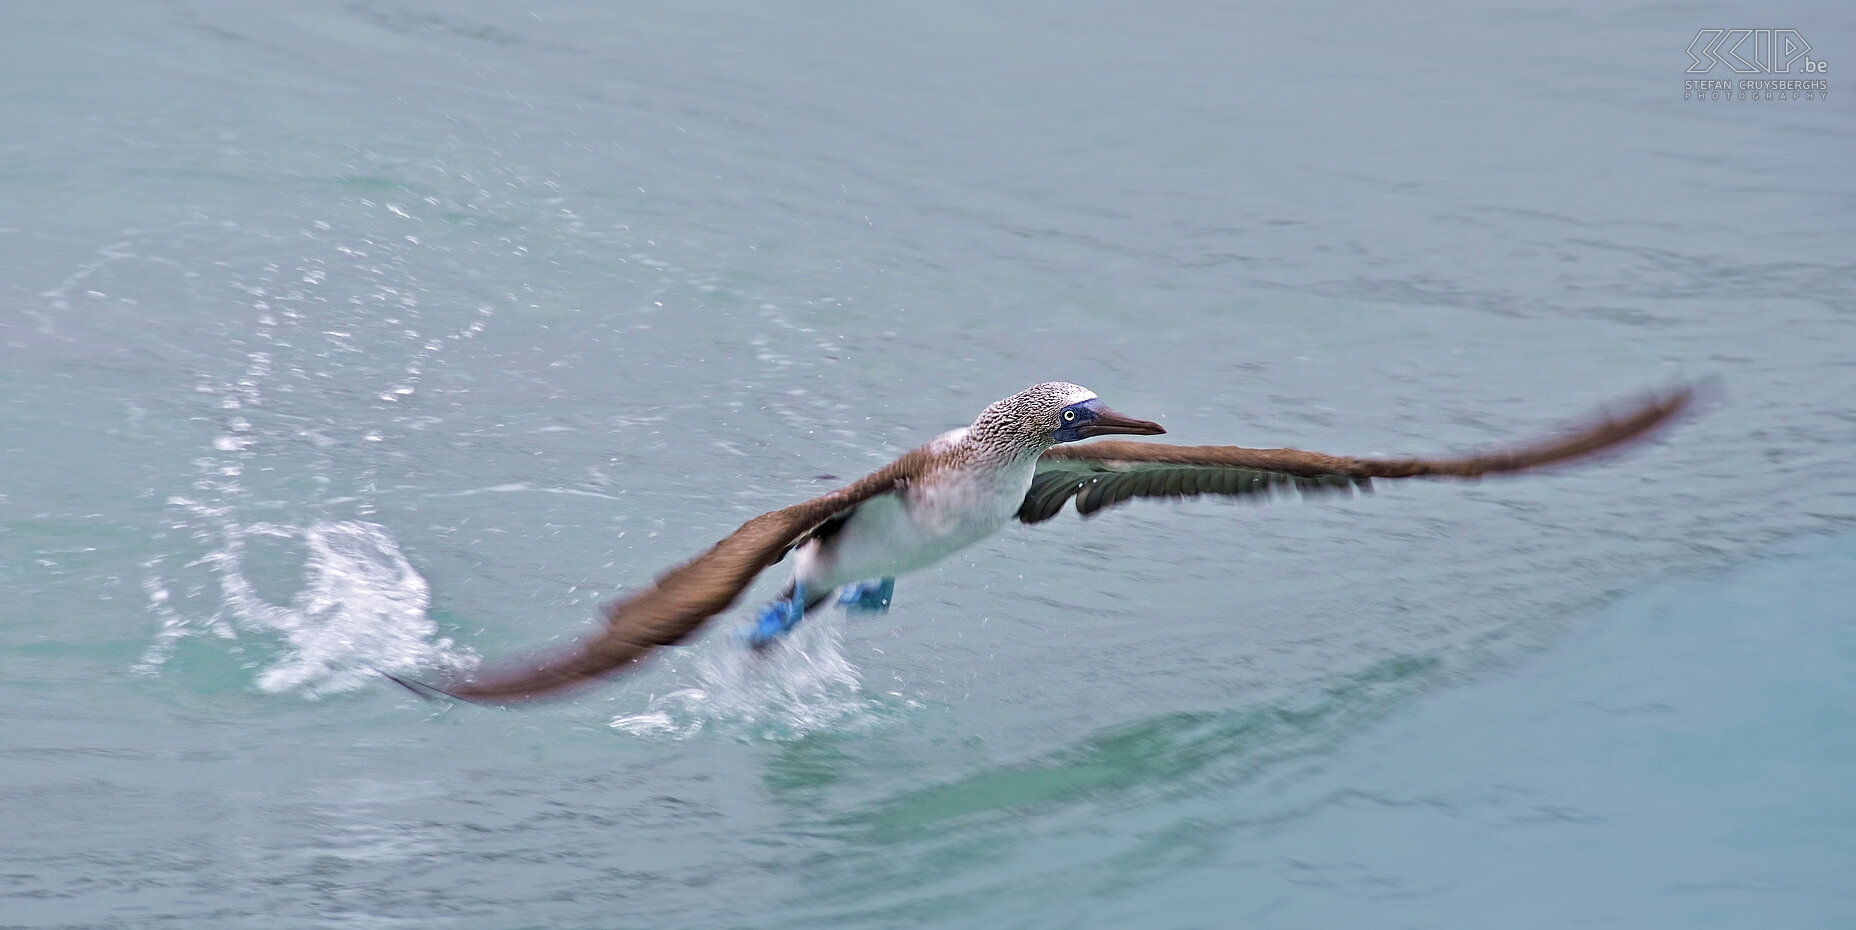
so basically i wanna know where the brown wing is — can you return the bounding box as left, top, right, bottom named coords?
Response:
left=1020, top=385, right=1695, bottom=524
left=405, top=450, right=934, bottom=703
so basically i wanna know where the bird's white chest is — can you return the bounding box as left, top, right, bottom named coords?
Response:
left=802, top=451, right=1039, bottom=589
left=906, top=457, right=1035, bottom=540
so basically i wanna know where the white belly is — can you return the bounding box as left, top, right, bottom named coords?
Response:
left=795, top=455, right=1038, bottom=592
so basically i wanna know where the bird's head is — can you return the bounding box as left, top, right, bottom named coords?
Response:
left=974, top=381, right=1166, bottom=448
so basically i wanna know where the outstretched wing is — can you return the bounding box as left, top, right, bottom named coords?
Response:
left=406, top=452, right=932, bottom=703
left=1020, top=385, right=1694, bottom=524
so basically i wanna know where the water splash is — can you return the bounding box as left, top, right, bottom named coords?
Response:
left=610, top=614, right=899, bottom=741
left=140, top=515, right=475, bottom=697
left=129, top=207, right=498, bottom=698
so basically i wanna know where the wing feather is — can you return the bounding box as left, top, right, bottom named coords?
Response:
left=1020, top=385, right=1694, bottom=524
left=417, top=451, right=931, bottom=703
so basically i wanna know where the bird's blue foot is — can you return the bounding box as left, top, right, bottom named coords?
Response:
left=838, top=577, right=895, bottom=614
left=739, top=582, right=807, bottom=650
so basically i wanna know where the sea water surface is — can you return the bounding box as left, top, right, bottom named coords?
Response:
left=3, top=2, right=1853, bottom=928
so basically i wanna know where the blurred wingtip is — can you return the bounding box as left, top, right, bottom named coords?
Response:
left=381, top=669, right=464, bottom=704
left=1635, top=376, right=1719, bottom=438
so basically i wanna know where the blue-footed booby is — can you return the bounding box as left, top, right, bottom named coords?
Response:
left=392, top=381, right=1694, bottom=703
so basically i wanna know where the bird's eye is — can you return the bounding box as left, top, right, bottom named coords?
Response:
left=1062, top=410, right=1077, bottom=422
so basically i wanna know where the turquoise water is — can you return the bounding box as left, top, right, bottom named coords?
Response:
left=4, top=2, right=1853, bottom=927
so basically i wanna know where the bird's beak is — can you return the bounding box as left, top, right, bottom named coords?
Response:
left=1079, top=407, right=1166, bottom=438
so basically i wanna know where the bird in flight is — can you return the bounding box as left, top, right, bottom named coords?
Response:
left=391, top=380, right=1694, bottom=703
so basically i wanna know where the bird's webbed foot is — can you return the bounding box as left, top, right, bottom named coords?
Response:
left=739, top=581, right=808, bottom=650
left=837, top=577, right=895, bottom=614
